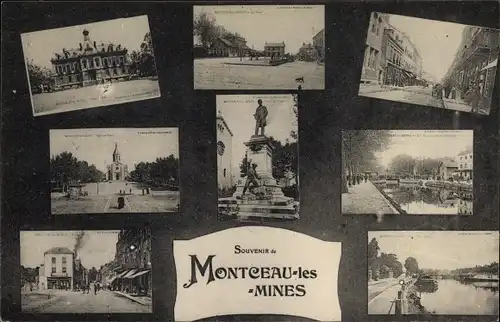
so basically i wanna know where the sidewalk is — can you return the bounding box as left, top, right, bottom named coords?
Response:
left=342, top=181, right=399, bottom=214
left=443, top=98, right=472, bottom=112
left=111, top=290, right=152, bottom=306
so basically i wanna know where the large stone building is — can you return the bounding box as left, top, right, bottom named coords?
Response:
left=108, top=229, right=152, bottom=297
left=39, top=247, right=74, bottom=290
left=73, top=258, right=88, bottom=290
left=210, top=34, right=249, bottom=57
left=217, top=111, right=233, bottom=189
left=361, top=12, right=389, bottom=84
left=442, top=26, right=499, bottom=113
left=264, top=42, right=285, bottom=59
left=106, top=143, right=128, bottom=181
left=313, top=29, right=325, bottom=63
left=381, top=27, right=405, bottom=87
left=456, top=150, right=473, bottom=180
left=50, top=29, right=131, bottom=90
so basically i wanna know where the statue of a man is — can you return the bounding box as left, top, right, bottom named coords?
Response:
left=242, top=162, right=260, bottom=196
left=254, top=99, right=268, bottom=136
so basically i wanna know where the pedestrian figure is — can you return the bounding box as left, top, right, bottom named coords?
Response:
left=242, top=163, right=261, bottom=195
left=364, top=176, right=367, bottom=183
left=129, top=188, right=132, bottom=194
left=451, top=86, right=457, bottom=100
left=142, top=189, right=145, bottom=195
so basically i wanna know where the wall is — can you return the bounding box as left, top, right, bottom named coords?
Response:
left=217, top=117, right=233, bottom=189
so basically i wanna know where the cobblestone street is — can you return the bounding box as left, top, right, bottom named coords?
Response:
left=194, top=58, right=324, bottom=90
left=22, top=289, right=151, bottom=313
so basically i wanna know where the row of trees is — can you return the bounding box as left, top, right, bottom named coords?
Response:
left=388, top=154, right=452, bottom=178
left=129, top=155, right=179, bottom=188
left=368, top=237, right=420, bottom=280
left=129, top=32, right=157, bottom=78
left=451, top=262, right=499, bottom=275
left=51, top=152, right=105, bottom=191
left=21, top=266, right=39, bottom=285
left=342, top=130, right=391, bottom=193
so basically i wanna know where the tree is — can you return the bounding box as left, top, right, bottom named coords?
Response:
left=129, top=155, right=179, bottom=188
left=128, top=33, right=157, bottom=77
left=290, top=95, right=299, bottom=141
left=389, top=154, right=416, bottom=176
left=50, top=152, right=104, bottom=190
left=88, top=267, right=98, bottom=282
left=26, top=59, right=52, bottom=91
left=368, top=238, right=380, bottom=267
left=342, top=130, right=391, bottom=191
left=193, top=11, right=218, bottom=50
left=404, top=257, right=420, bottom=275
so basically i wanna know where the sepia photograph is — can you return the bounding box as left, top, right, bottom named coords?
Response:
left=20, top=229, right=152, bottom=313
left=367, top=231, right=499, bottom=315
left=193, top=5, right=325, bottom=90
left=217, top=94, right=299, bottom=222
left=21, top=15, right=160, bottom=116
left=50, top=128, right=180, bottom=215
left=342, top=130, right=473, bottom=215
left=359, top=13, right=500, bottom=115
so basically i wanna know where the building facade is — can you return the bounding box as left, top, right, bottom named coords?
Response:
left=297, top=43, right=315, bottom=61
left=110, top=229, right=152, bottom=297
left=106, top=143, right=128, bottom=181
left=313, top=29, right=325, bottom=63
left=438, top=160, right=458, bottom=180
left=40, top=247, right=74, bottom=290
left=382, top=27, right=405, bottom=87
left=217, top=112, right=233, bottom=189
left=210, top=34, right=249, bottom=57
left=50, top=29, right=130, bottom=90
left=361, top=12, right=389, bottom=84
left=264, top=42, right=285, bottom=59
left=73, top=258, right=88, bottom=290
left=456, top=150, right=473, bottom=180
left=442, top=26, right=499, bottom=113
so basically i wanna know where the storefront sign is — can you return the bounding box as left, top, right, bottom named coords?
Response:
left=174, top=227, right=342, bottom=321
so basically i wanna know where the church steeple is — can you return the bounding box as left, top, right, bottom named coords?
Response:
left=113, top=142, right=121, bottom=162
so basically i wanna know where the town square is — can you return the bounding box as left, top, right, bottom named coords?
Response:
left=50, top=128, right=180, bottom=214
left=193, top=5, right=325, bottom=90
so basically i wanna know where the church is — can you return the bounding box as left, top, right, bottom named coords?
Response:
left=106, top=143, right=128, bottom=181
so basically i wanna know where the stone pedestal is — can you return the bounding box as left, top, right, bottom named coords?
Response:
left=219, top=135, right=299, bottom=221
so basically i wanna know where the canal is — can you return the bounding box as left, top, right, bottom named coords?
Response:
left=417, top=279, right=499, bottom=314
left=375, top=183, right=472, bottom=215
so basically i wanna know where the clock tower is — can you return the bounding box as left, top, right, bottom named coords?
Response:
left=106, top=142, right=129, bottom=181
left=216, top=111, right=233, bottom=189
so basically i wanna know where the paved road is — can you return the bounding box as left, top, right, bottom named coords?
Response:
left=368, top=283, right=401, bottom=315
left=342, top=181, right=398, bottom=215
left=194, top=58, right=324, bottom=90
left=362, top=88, right=443, bottom=109
left=33, top=79, right=160, bottom=116
left=22, top=290, right=151, bottom=313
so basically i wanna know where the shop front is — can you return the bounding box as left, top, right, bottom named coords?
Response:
left=47, top=276, right=72, bottom=290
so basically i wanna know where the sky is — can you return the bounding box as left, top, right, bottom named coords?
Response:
left=21, top=15, right=152, bottom=69
left=194, top=5, right=324, bottom=54
left=50, top=128, right=179, bottom=173
left=216, top=94, right=297, bottom=174
left=369, top=231, right=499, bottom=271
left=386, top=13, right=466, bottom=82
left=375, top=130, right=473, bottom=169
left=21, top=231, right=119, bottom=269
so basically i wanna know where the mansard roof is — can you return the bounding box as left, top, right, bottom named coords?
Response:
left=51, top=42, right=128, bottom=62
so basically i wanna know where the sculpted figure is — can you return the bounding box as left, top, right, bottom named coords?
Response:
left=254, top=99, right=268, bottom=136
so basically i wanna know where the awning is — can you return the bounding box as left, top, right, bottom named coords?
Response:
left=403, top=70, right=414, bottom=78
left=107, top=276, right=117, bottom=284
left=116, top=270, right=130, bottom=279
left=122, top=269, right=138, bottom=279
left=481, top=58, right=497, bottom=71
left=128, top=269, right=151, bottom=279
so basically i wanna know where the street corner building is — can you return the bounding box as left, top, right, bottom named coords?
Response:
left=38, top=247, right=75, bottom=291
left=358, top=13, right=499, bottom=115
left=22, top=15, right=160, bottom=116
left=216, top=95, right=300, bottom=222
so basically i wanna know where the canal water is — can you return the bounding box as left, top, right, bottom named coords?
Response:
left=375, top=183, right=472, bottom=215
left=417, top=279, right=499, bottom=315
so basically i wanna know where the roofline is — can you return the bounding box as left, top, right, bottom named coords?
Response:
left=217, top=115, right=234, bottom=137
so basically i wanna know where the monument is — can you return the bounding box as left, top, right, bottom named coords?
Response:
left=218, top=99, right=299, bottom=221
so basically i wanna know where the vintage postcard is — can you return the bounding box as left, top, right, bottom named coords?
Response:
left=359, top=12, right=499, bottom=115
left=217, top=94, right=299, bottom=222
left=341, top=130, right=473, bottom=215
left=367, top=231, right=499, bottom=315
left=193, top=5, right=325, bottom=90
left=21, top=15, right=160, bottom=116
left=20, top=229, right=152, bottom=313
left=49, top=128, right=180, bottom=214
left=174, top=226, right=342, bottom=321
